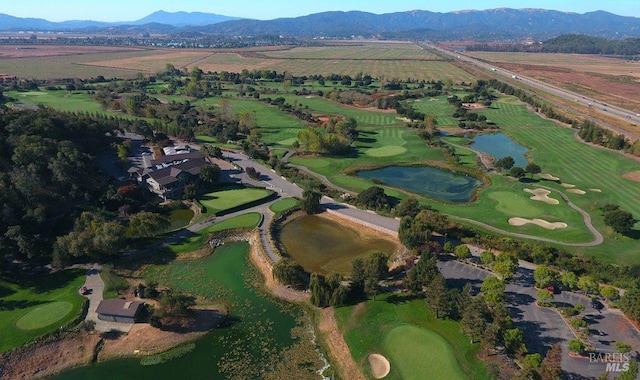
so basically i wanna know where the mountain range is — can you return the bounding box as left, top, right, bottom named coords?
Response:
left=1, top=8, right=640, bottom=40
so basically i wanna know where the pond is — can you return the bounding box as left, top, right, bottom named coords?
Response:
left=280, top=215, right=398, bottom=275
left=470, top=133, right=528, bottom=168
left=55, top=242, right=326, bottom=379
left=356, top=166, right=482, bottom=203
left=167, top=208, right=194, bottom=230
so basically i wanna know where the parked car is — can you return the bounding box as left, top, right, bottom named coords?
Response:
left=80, top=286, right=89, bottom=295
left=591, top=299, right=604, bottom=310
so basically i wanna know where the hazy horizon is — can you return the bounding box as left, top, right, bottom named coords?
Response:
left=1, top=0, right=639, bottom=22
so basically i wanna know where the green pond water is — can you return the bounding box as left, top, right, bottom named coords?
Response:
left=280, top=215, right=397, bottom=275
left=167, top=208, right=194, bottom=230
left=471, top=133, right=528, bottom=168
left=55, top=242, right=313, bottom=380
left=356, top=166, right=482, bottom=203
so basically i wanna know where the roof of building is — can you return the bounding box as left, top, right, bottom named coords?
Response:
left=147, top=157, right=208, bottom=186
left=150, top=151, right=206, bottom=166
left=96, top=299, right=144, bottom=317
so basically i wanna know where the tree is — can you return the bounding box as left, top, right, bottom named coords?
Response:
left=533, top=265, right=557, bottom=288
left=481, top=276, right=505, bottom=305
left=560, top=271, right=579, bottom=290
left=537, top=289, right=554, bottom=306
left=494, top=252, right=519, bottom=282
left=272, top=258, right=306, bottom=289
left=619, top=287, right=640, bottom=321
left=156, top=291, right=195, bottom=319
left=357, top=186, right=391, bottom=210
left=525, top=163, right=542, bottom=178
left=568, top=339, right=585, bottom=354
left=350, top=257, right=366, bottom=294
left=199, top=165, right=221, bottom=186
left=509, top=166, right=526, bottom=179
left=127, top=211, right=170, bottom=238
left=454, top=244, right=472, bottom=260
left=603, top=209, right=635, bottom=233
left=539, top=344, right=562, bottom=380
left=615, top=342, right=632, bottom=353
left=404, top=254, right=439, bottom=293
left=461, top=296, right=487, bottom=343
left=577, top=275, right=600, bottom=295
left=395, top=197, right=421, bottom=218
left=301, top=189, right=321, bottom=215
left=503, top=328, right=526, bottom=355
left=363, top=251, right=389, bottom=300
left=425, top=273, right=448, bottom=318
left=600, top=285, right=620, bottom=301
left=480, top=251, right=495, bottom=267
left=495, top=156, right=515, bottom=170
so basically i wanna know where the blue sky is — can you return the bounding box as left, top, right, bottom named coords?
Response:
left=3, top=0, right=639, bottom=22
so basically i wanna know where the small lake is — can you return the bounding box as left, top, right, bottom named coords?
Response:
left=280, top=215, right=397, bottom=275
left=470, top=133, right=528, bottom=168
left=356, top=166, right=482, bottom=203
left=55, top=242, right=325, bottom=379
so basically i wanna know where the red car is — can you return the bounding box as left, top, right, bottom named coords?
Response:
left=80, top=286, right=89, bottom=295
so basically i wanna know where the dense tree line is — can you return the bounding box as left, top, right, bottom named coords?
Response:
left=467, top=34, right=640, bottom=55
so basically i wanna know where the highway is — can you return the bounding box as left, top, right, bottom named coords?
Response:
left=426, top=43, right=640, bottom=140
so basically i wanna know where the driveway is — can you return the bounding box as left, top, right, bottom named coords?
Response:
left=81, top=266, right=133, bottom=333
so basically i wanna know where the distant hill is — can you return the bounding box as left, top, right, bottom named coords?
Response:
left=130, top=11, right=239, bottom=27
left=467, top=34, right=640, bottom=55
left=1, top=8, right=640, bottom=40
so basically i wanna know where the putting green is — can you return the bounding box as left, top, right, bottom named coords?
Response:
left=365, top=146, right=407, bottom=157
left=488, top=191, right=543, bottom=218
left=16, top=301, right=73, bottom=330
left=383, top=325, right=466, bottom=380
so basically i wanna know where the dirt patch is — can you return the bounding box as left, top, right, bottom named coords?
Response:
left=623, top=170, right=640, bottom=183
left=0, top=333, right=101, bottom=380
left=368, top=353, right=391, bottom=379
left=540, top=173, right=560, bottom=181
left=508, top=217, right=567, bottom=230
left=318, top=308, right=366, bottom=380
left=567, top=188, right=586, bottom=195
left=524, top=188, right=559, bottom=205
left=99, top=307, right=223, bottom=361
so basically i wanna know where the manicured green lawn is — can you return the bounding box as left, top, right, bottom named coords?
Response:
left=268, top=198, right=299, bottom=214
left=335, top=294, right=489, bottom=380
left=198, top=187, right=273, bottom=217
left=0, top=269, right=86, bottom=352
left=168, top=213, right=262, bottom=254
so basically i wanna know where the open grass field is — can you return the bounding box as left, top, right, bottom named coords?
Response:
left=168, top=212, right=262, bottom=254
left=261, top=44, right=441, bottom=60
left=467, top=51, right=640, bottom=114
left=334, top=294, right=489, bottom=380
left=198, top=187, right=273, bottom=217
left=0, top=269, right=85, bottom=352
left=410, top=97, right=458, bottom=127
left=7, top=90, right=105, bottom=113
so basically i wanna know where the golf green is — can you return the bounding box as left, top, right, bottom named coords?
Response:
left=383, top=325, right=466, bottom=380
left=365, top=146, right=407, bottom=157
left=16, top=301, right=73, bottom=330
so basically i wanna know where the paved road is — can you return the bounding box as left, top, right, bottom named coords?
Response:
left=81, top=265, right=133, bottom=333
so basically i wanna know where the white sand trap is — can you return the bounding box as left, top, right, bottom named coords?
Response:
left=561, top=183, right=575, bottom=188
left=524, top=188, right=559, bottom=205
left=395, top=117, right=412, bottom=123
left=540, top=173, right=560, bottom=181
left=567, top=188, right=586, bottom=195
left=305, top=96, right=315, bottom=98
left=589, top=188, right=602, bottom=193
left=368, top=354, right=391, bottom=379
left=509, top=217, right=568, bottom=230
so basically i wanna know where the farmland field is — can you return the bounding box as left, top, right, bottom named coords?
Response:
left=467, top=51, right=640, bottom=114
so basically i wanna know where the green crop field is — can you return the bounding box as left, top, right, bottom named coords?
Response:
left=335, top=294, right=489, bottom=380
left=0, top=269, right=86, bottom=352
left=261, top=44, right=441, bottom=60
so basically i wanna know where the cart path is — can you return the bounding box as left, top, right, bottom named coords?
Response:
left=81, top=265, right=133, bottom=333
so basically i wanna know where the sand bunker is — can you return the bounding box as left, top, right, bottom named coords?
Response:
left=368, top=354, right=391, bottom=379
left=509, top=217, right=567, bottom=230
left=622, top=170, right=640, bottom=183
left=524, top=188, right=559, bottom=205
left=589, top=188, right=602, bottom=193
left=567, top=188, right=586, bottom=195
left=395, top=117, right=412, bottom=123
left=561, top=183, right=575, bottom=188
left=540, top=173, right=560, bottom=181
